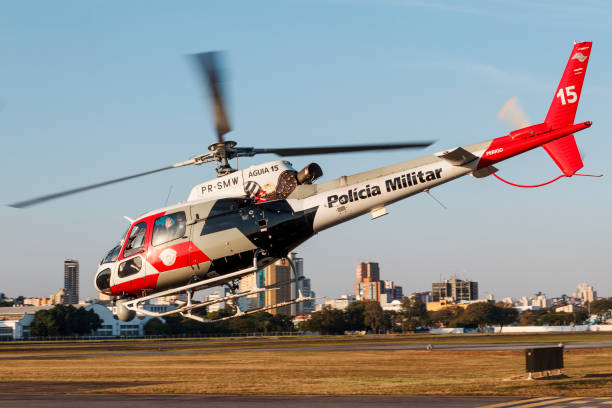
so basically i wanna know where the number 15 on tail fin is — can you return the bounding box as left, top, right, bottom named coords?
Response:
left=543, top=41, right=592, bottom=176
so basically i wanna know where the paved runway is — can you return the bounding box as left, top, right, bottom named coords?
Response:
left=1, top=396, right=611, bottom=408
left=1, top=340, right=611, bottom=360
left=0, top=394, right=522, bottom=408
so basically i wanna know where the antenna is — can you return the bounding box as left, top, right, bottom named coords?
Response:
left=164, top=185, right=173, bottom=206
left=423, top=189, right=447, bottom=209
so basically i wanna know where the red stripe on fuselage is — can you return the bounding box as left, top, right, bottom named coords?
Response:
left=111, top=273, right=159, bottom=296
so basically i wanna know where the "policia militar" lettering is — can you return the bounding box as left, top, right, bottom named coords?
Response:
left=327, top=184, right=382, bottom=207
left=385, top=169, right=442, bottom=192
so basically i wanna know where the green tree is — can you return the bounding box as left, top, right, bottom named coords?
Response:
left=269, top=314, right=295, bottom=332
left=540, top=311, right=588, bottom=326
left=428, top=306, right=464, bottom=327
left=68, top=307, right=102, bottom=335
left=344, top=301, right=367, bottom=331
left=31, top=309, right=60, bottom=337
left=31, top=305, right=101, bottom=337
left=400, top=297, right=428, bottom=331
left=0, top=292, right=11, bottom=306
left=590, top=298, right=612, bottom=321
left=299, top=306, right=346, bottom=334
left=492, top=303, right=519, bottom=331
left=364, top=301, right=385, bottom=333
left=144, top=317, right=167, bottom=335
left=449, top=302, right=516, bottom=330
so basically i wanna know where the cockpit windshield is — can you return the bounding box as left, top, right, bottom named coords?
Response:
left=101, top=244, right=121, bottom=265
left=100, top=227, right=129, bottom=265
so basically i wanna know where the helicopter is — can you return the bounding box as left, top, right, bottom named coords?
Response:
left=9, top=42, right=594, bottom=322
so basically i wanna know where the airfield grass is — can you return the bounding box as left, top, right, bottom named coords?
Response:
left=2, top=334, right=612, bottom=396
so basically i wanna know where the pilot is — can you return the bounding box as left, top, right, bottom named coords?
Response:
left=175, top=213, right=186, bottom=237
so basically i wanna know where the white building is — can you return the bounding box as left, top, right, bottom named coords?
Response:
left=575, top=283, right=597, bottom=303
left=0, top=306, right=51, bottom=340
left=317, top=294, right=356, bottom=311
left=206, top=288, right=231, bottom=313
left=532, top=294, right=551, bottom=308
left=0, top=304, right=166, bottom=340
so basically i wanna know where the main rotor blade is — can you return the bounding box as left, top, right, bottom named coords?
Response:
left=497, top=97, right=530, bottom=129
left=255, top=141, right=435, bottom=157
left=192, top=51, right=231, bottom=142
left=8, top=159, right=196, bottom=209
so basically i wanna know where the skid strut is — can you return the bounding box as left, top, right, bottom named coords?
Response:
left=121, top=250, right=318, bottom=323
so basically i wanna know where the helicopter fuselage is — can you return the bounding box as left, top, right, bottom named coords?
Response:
left=94, top=119, right=590, bottom=298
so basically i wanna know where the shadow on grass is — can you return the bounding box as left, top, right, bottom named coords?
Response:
left=584, top=373, right=612, bottom=378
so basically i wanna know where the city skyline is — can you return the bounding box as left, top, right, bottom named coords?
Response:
left=2, top=257, right=605, bottom=307
left=1, top=1, right=610, bottom=302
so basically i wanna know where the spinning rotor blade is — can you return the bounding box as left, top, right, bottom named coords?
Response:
left=8, top=159, right=196, bottom=209
left=255, top=141, right=435, bottom=157
left=497, top=96, right=531, bottom=129
left=192, top=51, right=231, bottom=142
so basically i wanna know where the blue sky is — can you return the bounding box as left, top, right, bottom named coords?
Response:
left=0, top=0, right=610, bottom=301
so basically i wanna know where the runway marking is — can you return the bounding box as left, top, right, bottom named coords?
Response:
left=477, top=397, right=556, bottom=408
left=478, top=398, right=583, bottom=408
left=479, top=398, right=612, bottom=408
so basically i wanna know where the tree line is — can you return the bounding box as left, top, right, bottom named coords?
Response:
left=298, top=297, right=603, bottom=334
left=143, top=308, right=295, bottom=336
left=23, top=296, right=612, bottom=338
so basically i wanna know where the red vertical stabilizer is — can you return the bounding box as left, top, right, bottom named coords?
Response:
left=542, top=42, right=592, bottom=176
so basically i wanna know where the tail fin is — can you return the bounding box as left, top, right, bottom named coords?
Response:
left=542, top=42, right=592, bottom=175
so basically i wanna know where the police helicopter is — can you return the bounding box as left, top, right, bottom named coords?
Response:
left=9, top=42, right=595, bottom=322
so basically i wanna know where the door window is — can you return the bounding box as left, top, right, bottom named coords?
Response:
left=152, top=211, right=187, bottom=246
left=118, top=256, right=143, bottom=278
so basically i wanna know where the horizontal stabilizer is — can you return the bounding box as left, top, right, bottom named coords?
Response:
left=434, top=147, right=478, bottom=165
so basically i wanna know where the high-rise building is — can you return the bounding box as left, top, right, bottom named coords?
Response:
left=239, top=254, right=314, bottom=316
left=575, top=283, right=597, bottom=303
left=265, top=259, right=292, bottom=315
left=411, top=291, right=432, bottom=304
left=382, top=280, right=403, bottom=301
left=356, top=262, right=380, bottom=282
left=291, top=254, right=304, bottom=316
left=301, top=278, right=315, bottom=313
left=64, top=259, right=79, bottom=304
left=431, top=278, right=478, bottom=302
left=239, top=270, right=265, bottom=311
left=206, top=287, right=231, bottom=312
left=355, top=262, right=381, bottom=301
left=354, top=262, right=402, bottom=304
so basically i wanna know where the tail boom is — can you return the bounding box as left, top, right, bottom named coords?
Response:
left=477, top=121, right=591, bottom=170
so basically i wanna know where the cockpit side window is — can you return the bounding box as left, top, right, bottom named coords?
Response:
left=152, top=211, right=187, bottom=246
left=122, top=221, right=147, bottom=258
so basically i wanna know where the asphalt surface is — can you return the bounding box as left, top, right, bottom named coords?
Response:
left=0, top=395, right=523, bottom=408
left=1, top=340, right=611, bottom=360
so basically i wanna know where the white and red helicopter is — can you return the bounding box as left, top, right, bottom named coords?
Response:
left=10, top=42, right=594, bottom=322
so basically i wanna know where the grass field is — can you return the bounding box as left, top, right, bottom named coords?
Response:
left=1, top=333, right=612, bottom=396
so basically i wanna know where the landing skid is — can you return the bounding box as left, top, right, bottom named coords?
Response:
left=122, top=251, right=266, bottom=318
left=121, top=250, right=317, bottom=323
left=209, top=294, right=318, bottom=322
